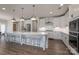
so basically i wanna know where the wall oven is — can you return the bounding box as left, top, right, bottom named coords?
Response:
left=69, top=18, right=79, bottom=53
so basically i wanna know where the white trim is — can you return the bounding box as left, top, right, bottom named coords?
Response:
left=62, top=38, right=79, bottom=55
left=69, top=34, right=77, bottom=37
left=69, top=31, right=79, bottom=33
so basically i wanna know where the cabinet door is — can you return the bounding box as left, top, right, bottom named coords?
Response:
left=27, top=24, right=31, bottom=32
left=78, top=19, right=79, bottom=32
left=78, top=34, right=79, bottom=52
left=69, top=35, right=78, bottom=52
left=69, top=19, right=78, bottom=32
left=32, top=20, right=37, bottom=32
left=13, top=23, right=17, bottom=32
left=13, top=22, right=18, bottom=32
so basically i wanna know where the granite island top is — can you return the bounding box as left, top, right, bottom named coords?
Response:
left=7, top=32, right=48, bottom=35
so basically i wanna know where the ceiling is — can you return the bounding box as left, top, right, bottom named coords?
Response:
left=0, top=4, right=69, bottom=21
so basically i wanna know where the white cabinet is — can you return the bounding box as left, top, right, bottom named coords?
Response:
left=61, top=32, right=69, bottom=44
left=47, top=31, right=62, bottom=40
left=47, top=32, right=53, bottom=39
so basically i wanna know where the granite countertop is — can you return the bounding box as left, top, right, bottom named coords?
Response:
left=7, top=32, right=48, bottom=35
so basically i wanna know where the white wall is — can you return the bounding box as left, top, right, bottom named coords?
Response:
left=0, top=19, right=8, bottom=33
left=69, top=4, right=79, bottom=21
left=6, top=20, right=13, bottom=32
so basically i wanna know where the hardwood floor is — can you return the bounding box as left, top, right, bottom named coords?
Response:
left=0, top=39, right=72, bottom=55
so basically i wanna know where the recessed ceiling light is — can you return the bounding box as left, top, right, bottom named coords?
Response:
left=2, top=8, right=6, bottom=10
left=50, top=9, right=52, bottom=11
left=49, top=11, right=53, bottom=14
left=60, top=4, right=63, bottom=6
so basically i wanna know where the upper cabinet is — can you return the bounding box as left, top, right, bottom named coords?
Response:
left=13, top=22, right=19, bottom=32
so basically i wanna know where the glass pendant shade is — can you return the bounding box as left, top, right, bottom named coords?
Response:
left=31, top=5, right=37, bottom=21
left=20, top=16, right=24, bottom=21
left=31, top=17, right=36, bottom=20
left=11, top=18, right=16, bottom=22
left=20, top=8, right=25, bottom=21
left=11, top=9, right=16, bottom=22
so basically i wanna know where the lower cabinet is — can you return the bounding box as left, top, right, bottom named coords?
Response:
left=47, top=31, right=62, bottom=40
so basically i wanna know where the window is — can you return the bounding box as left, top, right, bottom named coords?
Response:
left=1, top=24, right=5, bottom=33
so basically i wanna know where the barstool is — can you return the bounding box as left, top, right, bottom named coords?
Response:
left=32, top=35, right=40, bottom=48
left=8, top=34, right=11, bottom=42
left=12, top=34, right=15, bottom=42
left=30, top=36, right=33, bottom=46
left=6, top=33, right=8, bottom=42
left=4, top=33, right=7, bottom=42
left=17, top=34, right=21, bottom=44
left=10, top=34, right=12, bottom=42
left=21, top=34, right=26, bottom=45
left=31, top=36, right=36, bottom=46
left=7, top=33, right=9, bottom=42
left=37, top=36, right=41, bottom=48
left=30, top=36, right=36, bottom=50
left=27, top=36, right=32, bottom=45
left=15, top=34, right=21, bottom=48
left=12, top=34, right=14, bottom=42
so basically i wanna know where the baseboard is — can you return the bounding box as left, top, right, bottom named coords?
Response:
left=62, top=40, right=79, bottom=55
left=48, top=38, right=61, bottom=40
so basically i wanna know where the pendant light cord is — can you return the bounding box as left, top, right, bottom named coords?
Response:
left=21, top=8, right=24, bottom=17
left=13, top=9, right=15, bottom=18
left=32, top=5, right=35, bottom=17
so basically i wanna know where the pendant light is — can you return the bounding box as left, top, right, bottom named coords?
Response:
left=20, top=8, right=25, bottom=21
left=11, top=9, right=16, bottom=22
left=31, top=5, right=36, bottom=20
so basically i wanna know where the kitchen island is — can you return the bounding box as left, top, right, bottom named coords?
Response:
left=5, top=32, right=48, bottom=50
